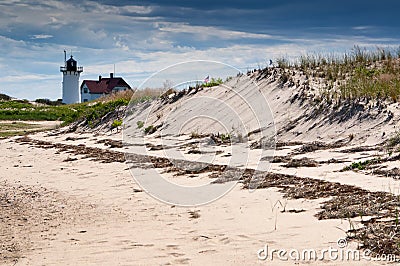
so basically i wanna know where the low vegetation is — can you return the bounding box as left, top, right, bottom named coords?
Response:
left=0, top=100, right=85, bottom=122
left=341, top=158, right=382, bottom=171
left=111, top=119, right=122, bottom=129
left=210, top=133, right=231, bottom=144
left=85, top=98, right=129, bottom=128
left=0, top=122, right=57, bottom=137
left=0, top=89, right=162, bottom=130
left=144, top=125, right=156, bottom=134
left=136, top=120, right=144, bottom=129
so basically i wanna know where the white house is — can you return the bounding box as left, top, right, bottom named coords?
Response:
left=80, top=73, right=132, bottom=102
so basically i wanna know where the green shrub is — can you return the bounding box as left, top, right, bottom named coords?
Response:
left=137, top=120, right=144, bottom=129
left=0, top=93, right=11, bottom=101
left=83, top=99, right=129, bottom=128
left=111, top=119, right=122, bottom=128
left=220, top=133, right=231, bottom=143
left=144, top=125, right=156, bottom=134
left=35, top=98, right=63, bottom=106
left=342, top=158, right=381, bottom=171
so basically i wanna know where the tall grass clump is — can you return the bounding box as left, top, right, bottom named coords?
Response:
left=131, top=88, right=163, bottom=103
left=95, top=88, right=163, bottom=105
left=276, top=57, right=291, bottom=69
left=386, top=131, right=400, bottom=150
left=95, top=90, right=134, bottom=103
left=202, top=77, right=223, bottom=88
left=274, top=46, right=400, bottom=102
left=338, top=48, right=400, bottom=101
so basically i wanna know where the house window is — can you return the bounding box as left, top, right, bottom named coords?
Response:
left=84, top=87, right=88, bottom=93
left=83, top=99, right=88, bottom=102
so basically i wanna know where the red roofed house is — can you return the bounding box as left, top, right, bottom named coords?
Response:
left=80, top=73, right=132, bottom=102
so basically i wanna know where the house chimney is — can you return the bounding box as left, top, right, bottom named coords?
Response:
left=98, top=75, right=102, bottom=82
left=110, top=73, right=114, bottom=78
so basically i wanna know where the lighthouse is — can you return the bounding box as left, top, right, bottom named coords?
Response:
left=60, top=51, right=83, bottom=104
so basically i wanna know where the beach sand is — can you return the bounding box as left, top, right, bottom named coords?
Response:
left=0, top=129, right=394, bottom=265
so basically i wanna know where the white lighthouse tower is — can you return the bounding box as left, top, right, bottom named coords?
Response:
left=60, top=51, right=83, bottom=104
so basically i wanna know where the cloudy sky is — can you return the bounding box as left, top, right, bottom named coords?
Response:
left=1, top=0, right=399, bottom=100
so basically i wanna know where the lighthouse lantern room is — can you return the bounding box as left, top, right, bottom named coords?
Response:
left=60, top=51, right=83, bottom=104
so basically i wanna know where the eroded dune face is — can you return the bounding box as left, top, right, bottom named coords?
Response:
left=120, top=67, right=400, bottom=208
left=124, top=69, right=398, bottom=147
left=124, top=76, right=272, bottom=137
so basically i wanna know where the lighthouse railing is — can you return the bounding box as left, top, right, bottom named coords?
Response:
left=60, top=66, right=83, bottom=72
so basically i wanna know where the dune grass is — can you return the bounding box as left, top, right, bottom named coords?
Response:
left=275, top=46, right=400, bottom=102
left=339, top=61, right=400, bottom=101
left=95, top=88, right=163, bottom=104
left=202, top=77, right=224, bottom=88
left=387, top=131, right=400, bottom=151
